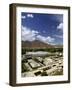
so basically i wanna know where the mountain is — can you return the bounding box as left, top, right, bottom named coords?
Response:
left=22, top=40, right=54, bottom=49
left=54, top=45, right=63, bottom=48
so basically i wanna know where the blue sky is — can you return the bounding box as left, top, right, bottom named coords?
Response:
left=21, top=12, right=63, bottom=45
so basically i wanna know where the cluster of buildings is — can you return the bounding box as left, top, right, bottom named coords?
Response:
left=22, top=51, right=63, bottom=77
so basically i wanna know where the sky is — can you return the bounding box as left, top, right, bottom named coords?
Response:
left=21, top=12, right=63, bottom=45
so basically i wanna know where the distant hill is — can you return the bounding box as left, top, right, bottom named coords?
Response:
left=54, top=45, right=63, bottom=48
left=22, top=40, right=54, bottom=49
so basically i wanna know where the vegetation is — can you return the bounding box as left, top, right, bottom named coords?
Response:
left=51, top=70, right=63, bottom=75
left=22, top=59, right=28, bottom=63
left=32, top=57, right=38, bottom=61
left=22, top=48, right=63, bottom=55
left=41, top=71, right=48, bottom=76
left=21, top=62, right=29, bottom=73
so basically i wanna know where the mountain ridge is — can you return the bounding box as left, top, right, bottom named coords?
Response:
left=22, top=40, right=61, bottom=48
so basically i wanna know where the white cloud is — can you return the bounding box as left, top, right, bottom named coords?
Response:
left=27, top=14, right=34, bottom=18
left=22, top=26, right=55, bottom=44
left=54, top=35, right=63, bottom=39
left=37, top=35, right=55, bottom=44
left=21, top=26, right=38, bottom=41
left=57, top=23, right=63, bottom=30
left=21, top=16, right=26, bottom=19
left=21, top=14, right=34, bottom=19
